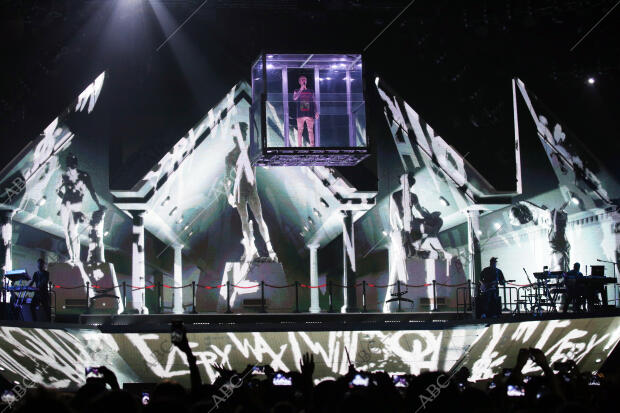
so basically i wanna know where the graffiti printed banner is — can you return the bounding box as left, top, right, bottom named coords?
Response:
left=0, top=316, right=618, bottom=389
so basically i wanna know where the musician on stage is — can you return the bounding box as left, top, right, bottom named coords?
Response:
left=479, top=257, right=506, bottom=318
left=28, top=258, right=51, bottom=321
left=562, top=262, right=583, bottom=313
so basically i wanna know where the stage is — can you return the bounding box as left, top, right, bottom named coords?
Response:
left=0, top=43, right=618, bottom=399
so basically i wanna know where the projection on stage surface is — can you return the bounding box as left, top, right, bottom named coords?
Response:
left=460, top=80, right=620, bottom=288
left=509, top=200, right=571, bottom=272
left=0, top=73, right=107, bottom=249
left=250, top=54, right=369, bottom=166
left=374, top=78, right=520, bottom=312
left=0, top=72, right=127, bottom=313
left=0, top=317, right=618, bottom=389
left=374, top=76, right=619, bottom=302
left=112, top=81, right=376, bottom=312
left=0, top=73, right=112, bottom=264
left=515, top=79, right=619, bottom=211
left=3, top=63, right=617, bottom=316
left=225, top=128, right=278, bottom=263
left=375, top=77, right=515, bottom=211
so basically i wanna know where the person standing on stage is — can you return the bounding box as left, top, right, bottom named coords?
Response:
left=479, top=257, right=506, bottom=318
left=29, top=258, right=51, bottom=321
left=563, top=262, right=584, bottom=313
left=293, top=75, right=319, bottom=147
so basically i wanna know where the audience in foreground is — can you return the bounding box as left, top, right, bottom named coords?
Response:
left=2, top=328, right=617, bottom=413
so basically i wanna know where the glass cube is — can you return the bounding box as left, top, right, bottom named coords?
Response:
left=250, top=54, right=369, bottom=166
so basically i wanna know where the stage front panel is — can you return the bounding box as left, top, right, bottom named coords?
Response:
left=0, top=316, right=618, bottom=389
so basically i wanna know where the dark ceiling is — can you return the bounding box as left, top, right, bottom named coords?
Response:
left=1, top=0, right=618, bottom=190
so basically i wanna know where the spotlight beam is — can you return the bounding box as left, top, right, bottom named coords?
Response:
left=570, top=0, right=620, bottom=51
left=363, top=0, right=418, bottom=52
left=156, top=0, right=210, bottom=52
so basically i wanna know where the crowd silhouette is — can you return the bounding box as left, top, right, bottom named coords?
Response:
left=3, top=327, right=618, bottom=413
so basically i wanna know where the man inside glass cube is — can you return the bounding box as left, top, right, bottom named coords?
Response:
left=293, top=75, right=319, bottom=147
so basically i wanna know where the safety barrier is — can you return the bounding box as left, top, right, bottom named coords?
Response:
left=49, top=277, right=475, bottom=314
left=456, top=283, right=522, bottom=316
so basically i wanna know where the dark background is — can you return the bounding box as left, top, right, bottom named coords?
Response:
left=1, top=0, right=618, bottom=191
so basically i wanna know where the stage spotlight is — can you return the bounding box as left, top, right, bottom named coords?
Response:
left=104, top=231, right=109, bottom=236
left=183, top=225, right=189, bottom=231
left=382, top=230, right=387, bottom=236
left=493, top=222, right=501, bottom=230
left=177, top=217, right=183, bottom=224
left=587, top=77, right=595, bottom=85
left=571, top=196, right=580, bottom=205
left=38, top=197, right=47, bottom=206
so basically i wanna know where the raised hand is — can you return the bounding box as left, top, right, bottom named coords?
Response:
left=528, top=347, right=549, bottom=369
left=172, top=327, right=191, bottom=354
left=98, top=365, right=120, bottom=390
left=213, top=363, right=235, bottom=379
left=347, top=361, right=357, bottom=376
left=300, top=353, right=315, bottom=379
left=516, top=348, right=530, bottom=369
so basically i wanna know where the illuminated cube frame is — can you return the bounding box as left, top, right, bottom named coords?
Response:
left=250, top=53, right=369, bottom=166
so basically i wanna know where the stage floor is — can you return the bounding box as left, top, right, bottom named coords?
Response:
left=76, top=308, right=620, bottom=333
